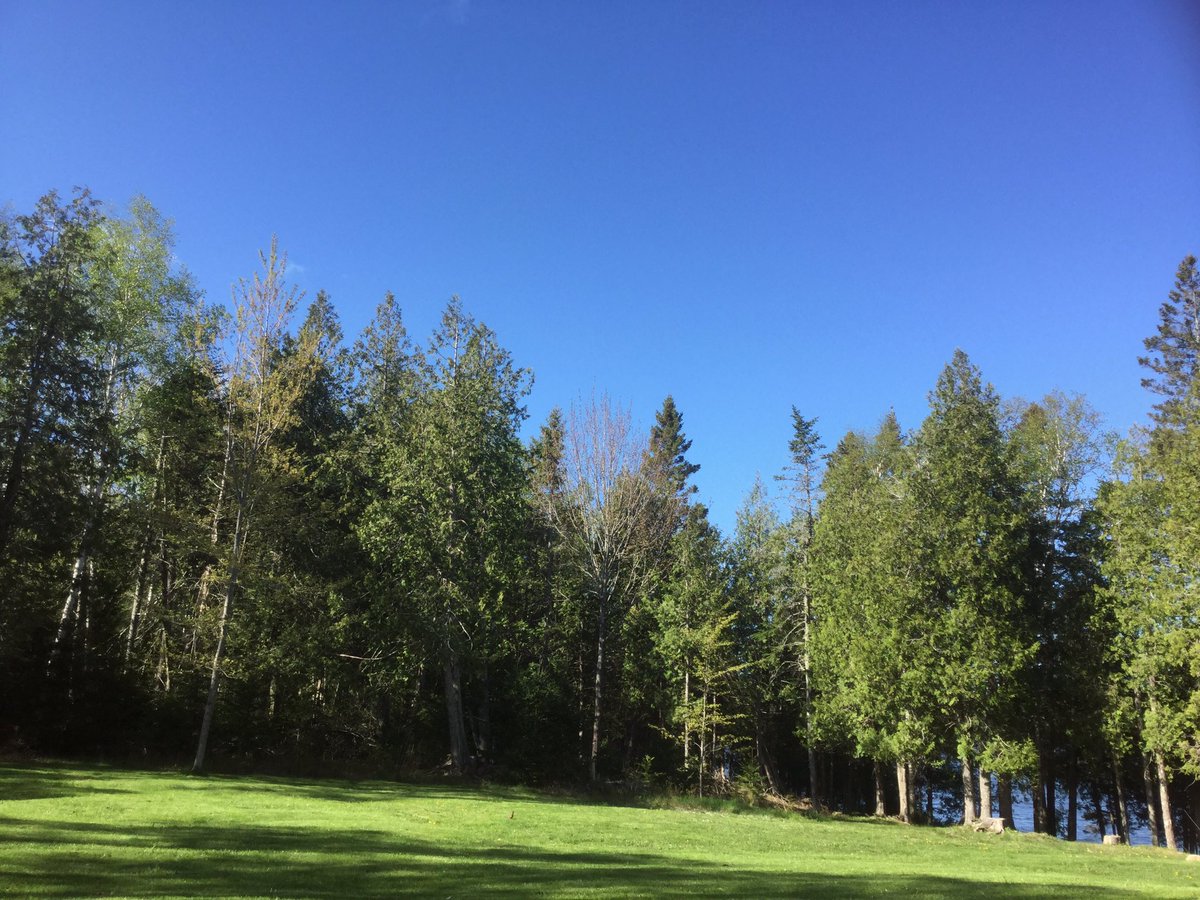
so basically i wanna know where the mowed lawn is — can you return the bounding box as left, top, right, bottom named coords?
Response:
left=0, top=763, right=1196, bottom=898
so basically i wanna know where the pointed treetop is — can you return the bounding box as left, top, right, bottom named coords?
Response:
left=1138, top=254, right=1200, bottom=428
left=531, top=406, right=566, bottom=497
left=787, top=406, right=824, bottom=470
left=648, top=394, right=700, bottom=498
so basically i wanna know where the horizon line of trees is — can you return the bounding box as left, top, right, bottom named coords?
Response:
left=2, top=188, right=1197, bottom=851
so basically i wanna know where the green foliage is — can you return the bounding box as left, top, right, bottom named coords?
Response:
left=6, top=186, right=1199, bottom=845
left=647, top=394, right=700, bottom=502
left=356, top=297, right=531, bottom=772
left=811, top=414, right=934, bottom=767
left=910, top=351, right=1033, bottom=749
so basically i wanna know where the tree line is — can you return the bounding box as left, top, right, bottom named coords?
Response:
left=2, top=189, right=1197, bottom=851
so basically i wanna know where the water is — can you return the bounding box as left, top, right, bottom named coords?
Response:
left=978, top=784, right=1153, bottom=845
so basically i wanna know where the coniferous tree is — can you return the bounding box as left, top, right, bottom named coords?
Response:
left=647, top=395, right=700, bottom=503
left=728, top=478, right=791, bottom=793
left=1099, top=254, right=1200, bottom=851
left=812, top=413, right=931, bottom=820
left=1006, top=393, right=1108, bottom=836
left=358, top=298, right=530, bottom=773
left=778, top=408, right=824, bottom=802
left=911, top=351, right=1031, bottom=825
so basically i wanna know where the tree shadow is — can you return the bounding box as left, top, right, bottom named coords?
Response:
left=0, top=816, right=1160, bottom=898
left=0, top=765, right=132, bottom=802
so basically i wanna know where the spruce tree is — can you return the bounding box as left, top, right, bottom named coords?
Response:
left=778, top=408, right=824, bottom=803
left=647, top=395, right=700, bottom=503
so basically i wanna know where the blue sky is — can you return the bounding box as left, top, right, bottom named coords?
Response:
left=3, top=1, right=1198, bottom=533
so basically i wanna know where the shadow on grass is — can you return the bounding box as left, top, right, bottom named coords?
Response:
left=0, top=815, right=1157, bottom=899
left=0, top=765, right=133, bottom=802
left=1, top=761, right=843, bottom=819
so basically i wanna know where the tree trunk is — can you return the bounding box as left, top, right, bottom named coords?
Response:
left=998, top=774, right=1015, bottom=830
left=193, top=567, right=235, bottom=773
left=1143, top=753, right=1162, bottom=847
left=475, top=657, right=491, bottom=761
left=1089, top=781, right=1107, bottom=840
left=1032, top=769, right=1043, bottom=833
left=755, top=709, right=781, bottom=794
left=194, top=425, right=233, bottom=646
left=926, top=769, right=934, bottom=822
left=589, top=600, right=607, bottom=783
left=961, top=750, right=977, bottom=824
left=125, top=435, right=165, bottom=667
left=683, top=667, right=690, bottom=764
left=896, top=761, right=910, bottom=822
left=873, top=759, right=886, bottom=817
left=979, top=769, right=993, bottom=819
left=443, top=646, right=471, bottom=773
left=803, top=592, right=818, bottom=805
left=1155, top=750, right=1177, bottom=851
left=193, top=504, right=244, bottom=773
left=1066, top=757, right=1078, bottom=841
left=48, top=549, right=90, bottom=676
left=1040, top=751, right=1057, bottom=836
left=125, top=551, right=151, bottom=667
left=1185, top=780, right=1200, bottom=854
left=1112, top=753, right=1130, bottom=844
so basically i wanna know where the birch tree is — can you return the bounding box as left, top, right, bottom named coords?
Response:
left=542, top=394, right=674, bottom=781
left=193, top=239, right=316, bottom=772
left=47, top=198, right=195, bottom=677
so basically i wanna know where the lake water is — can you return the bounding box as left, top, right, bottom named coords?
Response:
left=983, top=785, right=1154, bottom=845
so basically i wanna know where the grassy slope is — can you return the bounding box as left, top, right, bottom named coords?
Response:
left=0, top=763, right=1196, bottom=898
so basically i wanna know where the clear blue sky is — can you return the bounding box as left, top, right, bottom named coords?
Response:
left=3, top=1, right=1198, bottom=533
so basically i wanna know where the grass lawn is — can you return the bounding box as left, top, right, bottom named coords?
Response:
left=0, top=762, right=1196, bottom=898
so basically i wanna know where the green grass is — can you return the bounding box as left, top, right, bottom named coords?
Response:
left=1, top=762, right=1196, bottom=897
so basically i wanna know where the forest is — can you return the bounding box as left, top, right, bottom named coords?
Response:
left=1, top=188, right=1197, bottom=853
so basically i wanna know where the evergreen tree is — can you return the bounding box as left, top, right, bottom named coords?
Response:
left=1098, top=253, right=1200, bottom=851
left=647, top=395, right=700, bottom=504
left=1138, top=254, right=1200, bottom=430
left=358, top=298, right=531, bottom=773
left=728, top=477, right=792, bottom=793
left=812, top=413, right=932, bottom=820
left=911, top=350, right=1032, bottom=825
left=777, top=408, right=824, bottom=801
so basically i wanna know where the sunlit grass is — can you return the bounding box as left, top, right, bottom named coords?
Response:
left=0, top=762, right=1195, bottom=897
